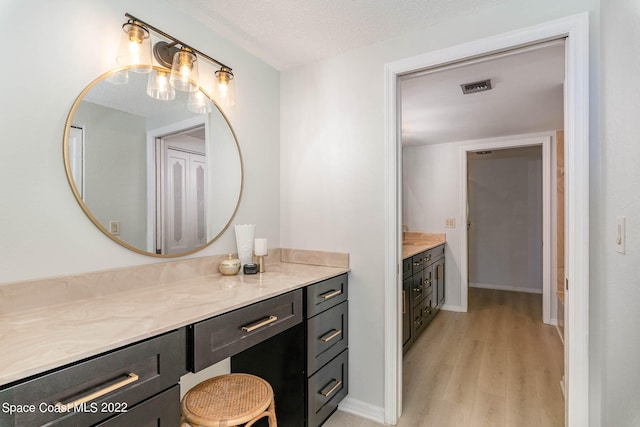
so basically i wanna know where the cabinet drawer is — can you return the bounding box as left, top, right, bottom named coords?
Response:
left=413, top=306, right=425, bottom=337
left=426, top=245, right=445, bottom=266
left=308, top=350, right=348, bottom=427
left=411, top=274, right=425, bottom=307
left=0, top=329, right=186, bottom=427
left=421, top=266, right=433, bottom=295
left=402, top=258, right=412, bottom=279
left=306, top=274, right=348, bottom=317
left=411, top=252, right=425, bottom=273
left=96, top=385, right=180, bottom=426
left=191, top=289, right=303, bottom=372
left=307, top=301, right=348, bottom=375
left=420, top=293, right=435, bottom=328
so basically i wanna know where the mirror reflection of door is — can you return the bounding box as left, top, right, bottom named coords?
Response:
left=155, top=125, right=207, bottom=254
left=68, top=125, right=85, bottom=199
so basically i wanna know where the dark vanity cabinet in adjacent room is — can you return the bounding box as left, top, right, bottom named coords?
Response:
left=402, top=268, right=413, bottom=352
left=402, top=244, right=445, bottom=353
left=432, top=250, right=446, bottom=309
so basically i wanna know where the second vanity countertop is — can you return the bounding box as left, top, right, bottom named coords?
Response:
left=0, top=257, right=348, bottom=387
left=402, top=232, right=446, bottom=259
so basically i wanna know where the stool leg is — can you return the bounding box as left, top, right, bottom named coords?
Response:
left=244, top=405, right=277, bottom=427
left=267, top=409, right=277, bottom=427
left=267, top=398, right=277, bottom=427
left=245, top=413, right=269, bottom=427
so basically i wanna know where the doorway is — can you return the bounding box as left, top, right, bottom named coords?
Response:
left=461, top=137, right=552, bottom=324
left=384, top=14, right=590, bottom=426
left=465, top=143, right=552, bottom=327
left=155, top=126, right=207, bottom=255
left=145, top=115, right=209, bottom=254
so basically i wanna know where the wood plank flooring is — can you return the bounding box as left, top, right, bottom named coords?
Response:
left=324, top=288, right=564, bottom=427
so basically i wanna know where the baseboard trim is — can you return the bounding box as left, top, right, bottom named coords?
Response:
left=441, top=304, right=466, bottom=312
left=470, top=282, right=542, bottom=294
left=338, top=396, right=385, bottom=424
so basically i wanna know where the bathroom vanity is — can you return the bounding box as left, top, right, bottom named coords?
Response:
left=0, top=253, right=349, bottom=427
left=402, top=233, right=446, bottom=353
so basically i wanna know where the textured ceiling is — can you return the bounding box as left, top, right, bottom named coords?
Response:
left=157, top=1, right=563, bottom=146
left=401, top=40, right=565, bottom=145
left=168, top=0, right=508, bottom=70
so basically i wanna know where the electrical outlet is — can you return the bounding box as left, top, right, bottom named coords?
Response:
left=444, top=218, right=456, bottom=228
left=109, top=221, right=121, bottom=235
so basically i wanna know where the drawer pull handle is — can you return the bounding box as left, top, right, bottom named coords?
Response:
left=242, top=315, right=278, bottom=332
left=402, top=290, right=406, bottom=314
left=320, top=379, right=343, bottom=397
left=54, top=372, right=139, bottom=411
left=320, top=289, right=343, bottom=300
left=320, top=329, right=343, bottom=342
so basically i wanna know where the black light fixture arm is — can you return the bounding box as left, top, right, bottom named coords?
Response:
left=125, top=13, right=232, bottom=71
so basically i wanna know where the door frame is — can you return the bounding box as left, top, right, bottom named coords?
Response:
left=461, top=136, right=552, bottom=323
left=384, top=13, right=589, bottom=426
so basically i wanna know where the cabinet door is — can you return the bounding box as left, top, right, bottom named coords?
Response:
left=402, top=258, right=412, bottom=279
left=402, top=277, right=413, bottom=352
left=436, top=260, right=445, bottom=307
left=96, top=386, right=180, bottom=426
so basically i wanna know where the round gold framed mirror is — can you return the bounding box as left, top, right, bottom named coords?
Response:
left=63, top=66, right=243, bottom=257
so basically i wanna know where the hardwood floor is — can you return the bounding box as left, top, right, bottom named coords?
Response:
left=324, top=288, right=564, bottom=427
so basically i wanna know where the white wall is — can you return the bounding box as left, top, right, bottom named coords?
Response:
left=467, top=147, right=543, bottom=293
left=74, top=102, right=148, bottom=249
left=280, top=0, right=599, bottom=415
left=599, top=1, right=640, bottom=425
left=0, top=0, right=280, bottom=284
left=403, top=134, right=552, bottom=309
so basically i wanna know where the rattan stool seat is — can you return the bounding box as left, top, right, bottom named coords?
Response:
left=181, top=373, right=277, bottom=427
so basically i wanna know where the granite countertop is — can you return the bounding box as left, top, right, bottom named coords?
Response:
left=0, top=256, right=348, bottom=387
left=402, top=232, right=446, bottom=259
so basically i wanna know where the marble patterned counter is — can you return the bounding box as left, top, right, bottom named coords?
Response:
left=0, top=249, right=349, bottom=387
left=402, top=232, right=446, bottom=259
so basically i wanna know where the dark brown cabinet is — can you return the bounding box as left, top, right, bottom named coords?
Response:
left=433, top=252, right=446, bottom=309
left=232, top=273, right=349, bottom=427
left=190, top=290, right=303, bottom=372
left=0, top=329, right=186, bottom=427
left=0, top=274, right=348, bottom=427
left=402, top=244, right=445, bottom=353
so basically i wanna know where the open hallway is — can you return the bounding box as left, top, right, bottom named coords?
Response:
left=325, top=288, right=564, bottom=426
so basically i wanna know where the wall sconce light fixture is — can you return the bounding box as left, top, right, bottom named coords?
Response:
left=117, top=19, right=152, bottom=72
left=119, top=13, right=236, bottom=106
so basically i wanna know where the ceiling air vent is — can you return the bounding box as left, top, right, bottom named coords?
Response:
left=461, top=79, right=492, bottom=95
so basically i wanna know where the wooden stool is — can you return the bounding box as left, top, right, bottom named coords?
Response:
left=181, top=373, right=277, bottom=427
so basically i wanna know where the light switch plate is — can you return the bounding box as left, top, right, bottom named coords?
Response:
left=444, top=218, right=456, bottom=228
left=616, top=216, right=625, bottom=254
